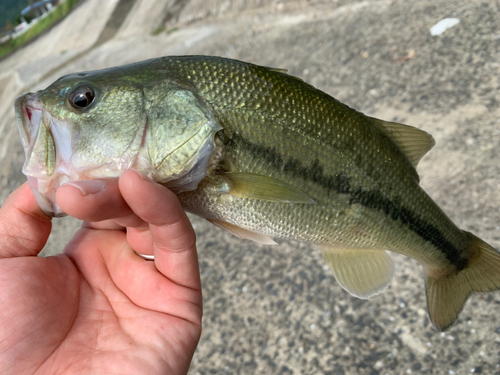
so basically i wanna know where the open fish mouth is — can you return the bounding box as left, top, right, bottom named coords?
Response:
left=15, top=92, right=140, bottom=217
left=15, top=93, right=74, bottom=217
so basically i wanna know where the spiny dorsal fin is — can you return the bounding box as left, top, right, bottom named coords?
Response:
left=370, top=117, right=435, bottom=168
left=320, top=246, right=395, bottom=299
left=268, top=67, right=288, bottom=74
left=226, top=172, right=316, bottom=204
left=267, top=67, right=306, bottom=82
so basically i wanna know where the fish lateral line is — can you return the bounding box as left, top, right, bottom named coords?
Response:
left=225, top=132, right=465, bottom=267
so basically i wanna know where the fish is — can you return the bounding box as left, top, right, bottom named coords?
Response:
left=14, top=55, right=500, bottom=331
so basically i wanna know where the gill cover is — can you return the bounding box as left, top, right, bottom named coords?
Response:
left=136, top=81, right=222, bottom=192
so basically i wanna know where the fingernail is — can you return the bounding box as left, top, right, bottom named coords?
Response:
left=64, top=180, right=106, bottom=196
left=129, top=169, right=153, bottom=182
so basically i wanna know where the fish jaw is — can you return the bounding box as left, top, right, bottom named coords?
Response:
left=15, top=92, right=142, bottom=217
left=16, top=93, right=70, bottom=216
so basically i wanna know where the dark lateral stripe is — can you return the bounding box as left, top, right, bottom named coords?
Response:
left=228, top=134, right=467, bottom=270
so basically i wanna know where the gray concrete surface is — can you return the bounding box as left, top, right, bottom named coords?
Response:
left=1, top=0, right=500, bottom=374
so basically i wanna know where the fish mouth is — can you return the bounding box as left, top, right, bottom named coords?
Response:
left=15, top=93, right=73, bottom=217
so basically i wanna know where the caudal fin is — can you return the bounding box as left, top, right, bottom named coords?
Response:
left=426, top=232, right=500, bottom=331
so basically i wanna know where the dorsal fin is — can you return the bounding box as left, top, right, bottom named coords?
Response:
left=267, top=67, right=306, bottom=82
left=268, top=67, right=288, bottom=74
left=370, top=117, right=435, bottom=167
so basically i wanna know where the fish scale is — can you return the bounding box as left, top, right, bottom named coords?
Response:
left=166, top=58, right=459, bottom=253
left=14, top=55, right=500, bottom=331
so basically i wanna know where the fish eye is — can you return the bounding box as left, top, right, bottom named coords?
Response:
left=69, top=85, right=95, bottom=110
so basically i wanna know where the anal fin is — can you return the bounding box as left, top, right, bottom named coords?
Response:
left=320, top=246, right=395, bottom=299
left=209, top=219, right=278, bottom=245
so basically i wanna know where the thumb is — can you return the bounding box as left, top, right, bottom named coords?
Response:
left=0, top=183, right=52, bottom=258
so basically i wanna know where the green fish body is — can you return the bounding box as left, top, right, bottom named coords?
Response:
left=14, top=56, right=500, bottom=330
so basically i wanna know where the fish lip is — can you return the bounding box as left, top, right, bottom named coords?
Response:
left=16, top=93, right=45, bottom=148
left=26, top=176, right=66, bottom=217
left=15, top=94, right=32, bottom=149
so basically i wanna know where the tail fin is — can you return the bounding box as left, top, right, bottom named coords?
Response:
left=426, top=232, right=500, bottom=331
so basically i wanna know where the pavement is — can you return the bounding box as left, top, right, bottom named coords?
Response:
left=1, top=0, right=500, bottom=374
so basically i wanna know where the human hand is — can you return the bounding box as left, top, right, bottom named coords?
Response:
left=0, top=170, right=202, bottom=375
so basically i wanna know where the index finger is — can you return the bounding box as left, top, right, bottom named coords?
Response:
left=56, top=179, right=146, bottom=229
left=119, top=170, right=200, bottom=291
left=0, top=183, right=52, bottom=258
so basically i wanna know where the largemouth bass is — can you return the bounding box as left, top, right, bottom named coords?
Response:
left=14, top=56, right=500, bottom=331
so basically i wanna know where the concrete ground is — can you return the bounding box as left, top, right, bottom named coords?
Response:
left=1, top=0, right=500, bottom=374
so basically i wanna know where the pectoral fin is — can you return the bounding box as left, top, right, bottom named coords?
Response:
left=320, top=246, right=395, bottom=299
left=209, top=219, right=278, bottom=245
left=226, top=172, right=316, bottom=204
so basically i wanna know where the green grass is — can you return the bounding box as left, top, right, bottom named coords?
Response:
left=150, top=25, right=165, bottom=36
left=166, top=27, right=179, bottom=35
left=0, top=0, right=80, bottom=59
left=150, top=26, right=179, bottom=36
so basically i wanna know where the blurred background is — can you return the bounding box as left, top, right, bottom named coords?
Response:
left=1, top=0, right=500, bottom=374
